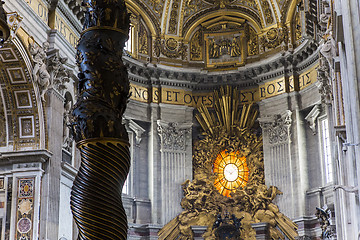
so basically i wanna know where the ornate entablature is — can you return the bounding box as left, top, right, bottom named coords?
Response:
left=124, top=42, right=319, bottom=108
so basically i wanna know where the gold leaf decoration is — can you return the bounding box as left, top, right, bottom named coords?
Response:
left=190, top=30, right=203, bottom=61
left=138, top=22, right=149, bottom=55
left=158, top=86, right=298, bottom=240
left=248, top=26, right=259, bottom=56
left=261, top=0, right=274, bottom=25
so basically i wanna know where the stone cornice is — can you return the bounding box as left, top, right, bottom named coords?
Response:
left=58, top=0, right=83, bottom=33
left=124, top=39, right=319, bottom=91
left=0, top=149, right=52, bottom=165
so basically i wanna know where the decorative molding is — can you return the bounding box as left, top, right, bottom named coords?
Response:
left=157, top=121, right=191, bottom=151
left=7, top=11, right=23, bottom=38
left=124, top=39, right=318, bottom=89
left=305, top=104, right=321, bottom=134
left=125, top=119, right=146, bottom=146
left=259, top=110, right=292, bottom=145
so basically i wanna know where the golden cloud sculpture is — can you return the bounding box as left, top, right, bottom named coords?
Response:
left=158, top=86, right=298, bottom=240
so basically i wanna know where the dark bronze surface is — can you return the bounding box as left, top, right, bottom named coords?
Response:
left=70, top=0, right=130, bottom=238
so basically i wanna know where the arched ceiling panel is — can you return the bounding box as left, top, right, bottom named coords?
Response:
left=0, top=40, right=44, bottom=151
left=126, top=0, right=162, bottom=35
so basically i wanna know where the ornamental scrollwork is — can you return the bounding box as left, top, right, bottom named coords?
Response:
left=260, top=26, right=289, bottom=51
left=160, top=38, right=188, bottom=60
left=247, top=26, right=259, bottom=56
left=261, top=0, right=274, bottom=25
left=138, top=22, right=149, bottom=55
left=153, top=37, right=161, bottom=57
left=190, top=30, right=203, bottom=61
left=146, top=0, right=165, bottom=16
left=168, top=0, right=179, bottom=34
left=294, top=10, right=302, bottom=43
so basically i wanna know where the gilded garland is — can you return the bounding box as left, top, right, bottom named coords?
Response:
left=158, top=87, right=298, bottom=240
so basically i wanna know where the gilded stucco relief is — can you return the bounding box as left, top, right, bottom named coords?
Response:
left=0, top=45, right=41, bottom=150
left=125, top=0, right=306, bottom=69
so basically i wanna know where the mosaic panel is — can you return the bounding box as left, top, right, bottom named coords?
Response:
left=6, top=68, right=27, bottom=84
left=14, top=90, right=32, bottom=108
left=0, top=48, right=18, bottom=62
left=18, top=179, right=34, bottom=198
left=15, top=178, right=34, bottom=240
left=19, top=116, right=34, bottom=138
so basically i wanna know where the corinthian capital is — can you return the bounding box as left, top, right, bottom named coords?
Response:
left=259, top=110, right=292, bottom=145
left=157, top=120, right=191, bottom=151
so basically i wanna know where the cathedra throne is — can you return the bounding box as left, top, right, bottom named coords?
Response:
left=159, top=87, right=298, bottom=240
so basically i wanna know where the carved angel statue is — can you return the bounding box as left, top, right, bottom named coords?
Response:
left=29, top=39, right=50, bottom=102
left=316, top=205, right=333, bottom=239
left=48, top=52, right=70, bottom=93
left=63, top=100, right=73, bottom=152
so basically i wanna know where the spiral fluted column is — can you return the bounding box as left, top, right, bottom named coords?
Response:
left=69, top=0, right=130, bottom=239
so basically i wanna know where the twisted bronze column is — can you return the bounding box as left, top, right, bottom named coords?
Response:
left=70, top=0, right=130, bottom=239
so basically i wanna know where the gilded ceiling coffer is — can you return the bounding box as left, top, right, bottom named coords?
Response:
left=69, top=0, right=130, bottom=239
